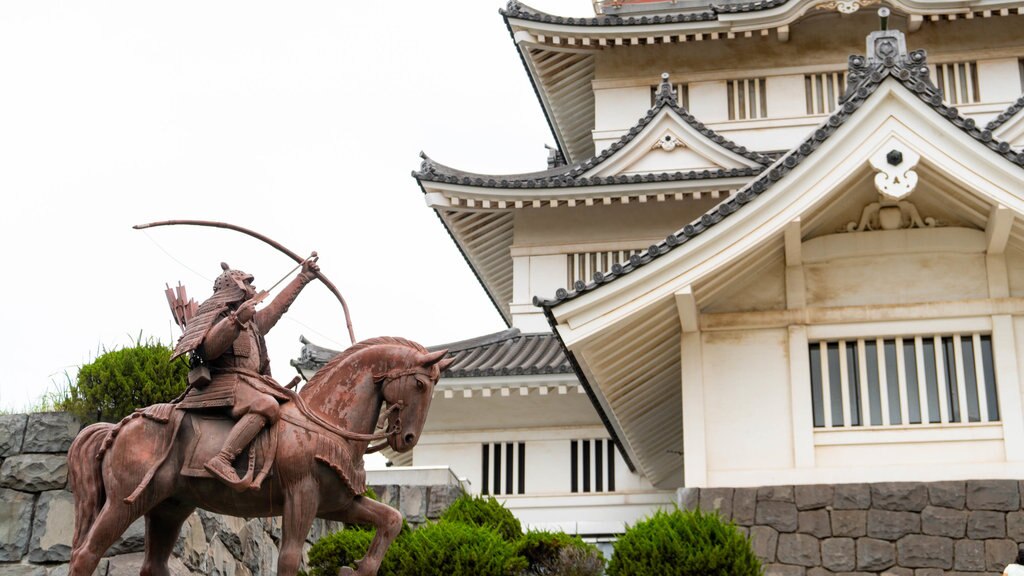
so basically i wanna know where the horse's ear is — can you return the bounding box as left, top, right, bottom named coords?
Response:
left=420, top=349, right=448, bottom=366
left=437, top=357, right=456, bottom=373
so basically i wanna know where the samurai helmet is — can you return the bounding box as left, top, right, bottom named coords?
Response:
left=212, top=262, right=254, bottom=300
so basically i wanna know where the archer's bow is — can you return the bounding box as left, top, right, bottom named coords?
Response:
left=134, top=219, right=356, bottom=345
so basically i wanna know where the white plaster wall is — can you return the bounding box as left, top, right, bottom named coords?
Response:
left=804, top=252, right=989, bottom=308
left=688, top=81, right=729, bottom=123
left=701, top=328, right=795, bottom=474
left=766, top=75, right=807, bottom=118
left=593, top=86, right=651, bottom=132
left=815, top=439, right=1005, bottom=468
left=621, top=146, right=720, bottom=174
left=978, top=58, right=1023, bottom=104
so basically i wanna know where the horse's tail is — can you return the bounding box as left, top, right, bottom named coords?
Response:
left=69, top=422, right=114, bottom=549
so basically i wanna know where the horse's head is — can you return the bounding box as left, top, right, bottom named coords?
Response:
left=378, top=348, right=453, bottom=452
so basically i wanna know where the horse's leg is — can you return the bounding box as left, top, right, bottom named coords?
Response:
left=324, top=496, right=404, bottom=576
left=141, top=500, right=195, bottom=576
left=278, top=477, right=320, bottom=576
left=69, top=500, right=141, bottom=576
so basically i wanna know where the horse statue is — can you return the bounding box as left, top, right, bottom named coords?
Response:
left=67, top=337, right=453, bottom=576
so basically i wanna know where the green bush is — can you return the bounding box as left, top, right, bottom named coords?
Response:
left=607, top=508, right=761, bottom=576
left=304, top=520, right=524, bottom=576
left=58, top=335, right=188, bottom=423
left=440, top=494, right=523, bottom=542
left=517, top=530, right=605, bottom=576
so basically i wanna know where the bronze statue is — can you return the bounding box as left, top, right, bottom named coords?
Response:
left=68, top=229, right=452, bottom=576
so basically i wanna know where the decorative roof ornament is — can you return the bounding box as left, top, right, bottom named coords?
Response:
left=816, top=0, right=880, bottom=14
left=844, top=8, right=935, bottom=104
left=870, top=144, right=920, bottom=200
left=654, top=73, right=678, bottom=106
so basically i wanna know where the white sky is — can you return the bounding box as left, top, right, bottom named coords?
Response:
left=0, top=0, right=594, bottom=411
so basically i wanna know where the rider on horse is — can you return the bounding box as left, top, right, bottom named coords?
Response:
left=171, top=259, right=320, bottom=490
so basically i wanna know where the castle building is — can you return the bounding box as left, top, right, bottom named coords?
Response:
left=298, top=0, right=1024, bottom=567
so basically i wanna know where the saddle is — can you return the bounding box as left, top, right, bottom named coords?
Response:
left=178, top=413, right=278, bottom=490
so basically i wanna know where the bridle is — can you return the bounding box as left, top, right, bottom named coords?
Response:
left=364, top=366, right=436, bottom=454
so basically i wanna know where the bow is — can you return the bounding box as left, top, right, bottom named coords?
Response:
left=134, top=219, right=356, bottom=345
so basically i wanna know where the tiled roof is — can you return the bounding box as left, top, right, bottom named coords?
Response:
left=535, top=31, right=1024, bottom=308
left=413, top=74, right=771, bottom=189
left=501, top=0, right=795, bottom=26
left=987, top=95, right=1024, bottom=132
left=291, top=329, right=572, bottom=380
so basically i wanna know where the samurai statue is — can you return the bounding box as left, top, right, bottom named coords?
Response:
left=171, top=259, right=319, bottom=490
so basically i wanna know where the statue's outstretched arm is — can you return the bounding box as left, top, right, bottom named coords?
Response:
left=256, top=260, right=319, bottom=334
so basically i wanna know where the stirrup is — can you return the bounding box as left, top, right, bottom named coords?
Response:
left=205, top=455, right=253, bottom=493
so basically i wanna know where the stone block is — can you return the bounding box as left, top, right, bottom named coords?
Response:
left=1008, top=510, right=1024, bottom=541
left=879, top=567, right=912, bottom=576
left=966, top=509, right=1006, bottom=539
left=369, top=484, right=399, bottom=509
left=857, top=537, right=895, bottom=571
left=795, top=485, right=833, bottom=510
left=896, top=534, right=952, bottom=569
left=240, top=518, right=278, bottom=575
left=677, top=487, right=699, bottom=511
left=928, top=481, right=965, bottom=509
left=920, top=506, right=966, bottom=538
left=777, top=533, right=820, bottom=567
left=834, top=484, right=871, bottom=509
left=426, top=484, right=461, bottom=519
left=763, top=564, right=806, bottom=576
left=0, top=488, right=34, bottom=561
left=871, top=483, right=928, bottom=512
left=798, top=509, right=831, bottom=538
left=47, top=559, right=111, bottom=576
left=0, top=455, right=68, bottom=492
left=831, top=510, right=867, bottom=537
left=206, top=536, right=252, bottom=576
left=0, top=565, right=47, bottom=576
left=28, top=490, right=74, bottom=562
left=821, top=537, right=855, bottom=571
left=985, top=538, right=1017, bottom=572
left=0, top=414, right=27, bottom=457
left=177, top=513, right=209, bottom=573
left=751, top=525, right=779, bottom=563
left=953, top=539, right=984, bottom=571
left=912, top=570, right=943, bottom=576
left=104, top=551, right=194, bottom=576
left=757, top=500, right=799, bottom=532
left=867, top=510, right=920, bottom=541
left=700, top=487, right=734, bottom=521
left=399, top=485, right=426, bottom=523
left=966, top=479, right=1019, bottom=511
left=806, top=568, right=830, bottom=576
left=22, top=413, right=79, bottom=454
left=106, top=517, right=145, bottom=556
left=759, top=485, right=795, bottom=502
left=197, top=509, right=246, bottom=562
left=733, top=487, right=757, bottom=526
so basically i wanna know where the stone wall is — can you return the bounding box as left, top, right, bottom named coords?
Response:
left=0, top=413, right=463, bottom=576
left=679, top=481, right=1024, bottom=575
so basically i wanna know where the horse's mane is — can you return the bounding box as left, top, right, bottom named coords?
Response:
left=306, top=336, right=428, bottom=388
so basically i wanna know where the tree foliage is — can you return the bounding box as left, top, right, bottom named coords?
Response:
left=607, top=508, right=762, bottom=576
left=517, top=530, right=604, bottom=576
left=440, top=494, right=523, bottom=542
left=58, top=335, right=187, bottom=423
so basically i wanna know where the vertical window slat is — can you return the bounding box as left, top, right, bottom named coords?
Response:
left=838, top=341, right=852, bottom=427
left=973, top=333, right=990, bottom=422
left=892, top=338, right=909, bottom=425
left=953, top=335, right=971, bottom=422
left=876, top=339, right=891, bottom=425
left=933, top=336, right=950, bottom=423
left=810, top=343, right=825, bottom=427
left=820, top=342, right=833, bottom=428
left=981, top=335, right=999, bottom=421
left=857, top=340, right=872, bottom=427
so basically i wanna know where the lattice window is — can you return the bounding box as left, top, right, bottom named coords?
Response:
left=727, top=78, right=767, bottom=120
left=650, top=82, right=690, bottom=109
left=809, top=334, right=999, bottom=428
left=932, top=61, right=980, bottom=105
left=805, top=71, right=847, bottom=115
left=481, top=442, right=525, bottom=496
left=567, top=249, right=643, bottom=289
left=571, top=439, right=616, bottom=493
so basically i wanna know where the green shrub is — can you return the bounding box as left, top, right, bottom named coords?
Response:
left=58, top=335, right=187, bottom=423
left=517, top=530, right=605, bottom=576
left=607, top=508, right=762, bottom=576
left=304, top=520, right=524, bottom=576
left=440, top=494, right=522, bottom=542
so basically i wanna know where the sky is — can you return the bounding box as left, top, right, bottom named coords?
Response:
left=0, top=0, right=594, bottom=411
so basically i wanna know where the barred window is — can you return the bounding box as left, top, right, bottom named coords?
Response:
left=809, top=334, right=998, bottom=428
left=805, top=71, right=847, bottom=115
left=571, top=439, right=616, bottom=493
left=727, top=78, right=767, bottom=120
left=481, top=442, right=525, bottom=495
left=567, top=250, right=643, bottom=289
left=933, top=61, right=980, bottom=105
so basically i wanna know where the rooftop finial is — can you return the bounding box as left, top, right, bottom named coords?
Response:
left=878, top=7, right=890, bottom=30
left=655, top=72, right=677, bottom=106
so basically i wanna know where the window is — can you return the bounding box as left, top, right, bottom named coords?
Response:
left=481, top=442, right=525, bottom=495
left=933, top=61, right=980, bottom=105
left=650, top=82, right=690, bottom=109
left=805, top=71, right=847, bottom=115
left=571, top=439, right=616, bottom=493
left=1019, top=58, right=1024, bottom=93
left=809, top=334, right=998, bottom=428
left=727, top=78, right=767, bottom=120
left=567, top=250, right=643, bottom=289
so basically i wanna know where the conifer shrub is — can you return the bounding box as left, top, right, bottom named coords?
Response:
left=606, top=508, right=761, bottom=576
left=440, top=494, right=523, bottom=542
left=58, top=335, right=187, bottom=423
left=517, top=530, right=605, bottom=576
